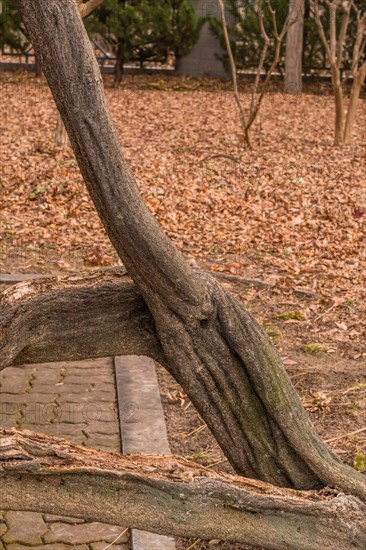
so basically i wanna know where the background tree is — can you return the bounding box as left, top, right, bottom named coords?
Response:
left=170, top=0, right=204, bottom=70
left=310, top=0, right=366, bottom=145
left=210, top=0, right=289, bottom=73
left=0, top=1, right=24, bottom=52
left=91, top=0, right=202, bottom=85
left=284, top=0, right=305, bottom=94
left=0, top=0, right=365, bottom=548
left=216, top=0, right=294, bottom=147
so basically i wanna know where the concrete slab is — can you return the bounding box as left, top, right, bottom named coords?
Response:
left=115, top=356, right=175, bottom=550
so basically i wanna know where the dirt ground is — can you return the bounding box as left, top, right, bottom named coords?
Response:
left=0, top=72, right=365, bottom=550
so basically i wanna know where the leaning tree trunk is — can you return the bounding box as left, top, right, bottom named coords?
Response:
left=2, top=1, right=365, bottom=545
left=284, top=0, right=304, bottom=95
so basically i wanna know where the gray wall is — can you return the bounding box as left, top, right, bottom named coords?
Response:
left=178, top=1, right=230, bottom=78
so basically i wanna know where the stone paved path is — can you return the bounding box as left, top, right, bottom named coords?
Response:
left=0, top=358, right=130, bottom=550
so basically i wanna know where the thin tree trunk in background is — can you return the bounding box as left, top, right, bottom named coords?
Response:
left=34, top=54, right=42, bottom=76
left=114, top=43, right=125, bottom=86
left=331, top=67, right=344, bottom=145
left=55, top=112, right=67, bottom=147
left=344, top=70, right=366, bottom=144
left=284, top=0, right=304, bottom=94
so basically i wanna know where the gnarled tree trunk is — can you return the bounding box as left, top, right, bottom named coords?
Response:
left=1, top=429, right=365, bottom=550
left=1, top=0, right=365, bottom=547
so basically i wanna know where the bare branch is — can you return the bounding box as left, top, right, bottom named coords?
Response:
left=217, top=0, right=250, bottom=146
left=250, top=0, right=270, bottom=115
left=351, top=5, right=366, bottom=73
left=336, top=2, right=351, bottom=68
left=310, top=0, right=334, bottom=66
left=247, top=3, right=293, bottom=131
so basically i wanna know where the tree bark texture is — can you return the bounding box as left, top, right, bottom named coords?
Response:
left=284, top=0, right=304, bottom=94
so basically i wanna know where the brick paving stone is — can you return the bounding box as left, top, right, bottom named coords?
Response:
left=0, top=358, right=129, bottom=549
left=2, top=511, right=48, bottom=545
left=7, top=545, right=89, bottom=550
left=20, top=423, right=87, bottom=435
left=84, top=433, right=120, bottom=450
left=61, top=376, right=93, bottom=385
left=90, top=384, right=117, bottom=393
left=31, top=370, right=63, bottom=386
left=84, top=422, right=120, bottom=435
left=0, top=413, right=20, bottom=429
left=91, top=542, right=129, bottom=550
left=0, top=369, right=32, bottom=394
left=57, top=392, right=115, bottom=404
left=19, top=423, right=88, bottom=445
left=43, top=515, right=85, bottom=524
left=21, top=403, right=59, bottom=425
left=0, top=393, right=59, bottom=404
left=44, top=523, right=125, bottom=544
left=55, top=404, right=116, bottom=425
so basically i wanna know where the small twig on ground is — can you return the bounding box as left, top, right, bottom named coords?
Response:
left=290, top=370, right=318, bottom=379
left=100, top=528, right=129, bottom=550
left=312, top=303, right=337, bottom=324
left=208, top=458, right=228, bottom=468
left=206, top=270, right=274, bottom=288
left=186, top=540, right=201, bottom=550
left=184, top=424, right=207, bottom=438
left=199, top=153, right=241, bottom=164
left=325, top=427, right=366, bottom=443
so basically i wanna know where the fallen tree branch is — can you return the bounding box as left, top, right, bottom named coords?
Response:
left=0, top=429, right=365, bottom=550
left=0, top=268, right=162, bottom=368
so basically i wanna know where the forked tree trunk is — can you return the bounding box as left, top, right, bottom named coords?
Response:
left=284, top=0, right=304, bottom=95
left=310, top=0, right=365, bottom=146
left=2, top=0, right=365, bottom=546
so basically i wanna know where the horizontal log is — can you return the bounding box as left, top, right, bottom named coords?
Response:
left=0, top=429, right=365, bottom=550
left=0, top=269, right=162, bottom=369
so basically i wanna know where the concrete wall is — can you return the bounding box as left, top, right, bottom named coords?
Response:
left=178, top=0, right=230, bottom=78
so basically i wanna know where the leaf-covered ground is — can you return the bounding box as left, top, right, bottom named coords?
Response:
left=1, top=73, right=365, bottom=293
left=1, top=72, right=365, bottom=353
left=0, top=72, right=365, bottom=550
